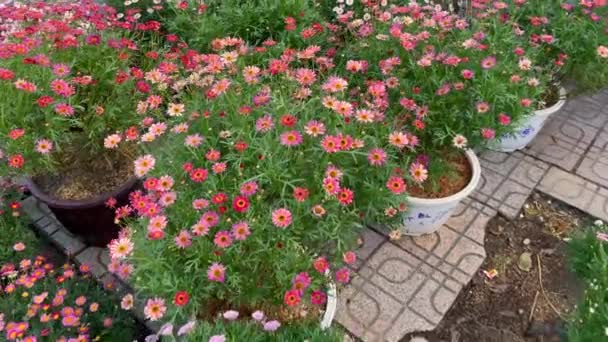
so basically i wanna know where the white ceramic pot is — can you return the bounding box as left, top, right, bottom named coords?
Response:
left=401, top=149, right=481, bottom=236
left=320, top=279, right=337, bottom=329
left=490, top=87, right=567, bottom=153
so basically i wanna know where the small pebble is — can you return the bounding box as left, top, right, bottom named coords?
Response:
left=518, top=308, right=525, bottom=315
left=523, top=238, right=531, bottom=246
left=547, top=200, right=552, bottom=204
left=539, top=216, right=545, bottom=222
left=595, top=219, right=604, bottom=226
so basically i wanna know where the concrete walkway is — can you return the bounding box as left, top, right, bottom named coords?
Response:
left=21, top=90, right=608, bottom=341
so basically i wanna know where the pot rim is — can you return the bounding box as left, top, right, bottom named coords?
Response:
left=407, top=149, right=481, bottom=205
left=24, top=176, right=138, bottom=210
left=535, top=86, right=567, bottom=117
left=320, top=273, right=338, bottom=329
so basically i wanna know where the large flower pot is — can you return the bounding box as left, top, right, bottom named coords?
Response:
left=401, top=149, right=481, bottom=235
left=320, top=279, right=337, bottom=329
left=25, top=177, right=138, bottom=247
left=490, top=87, right=567, bottom=153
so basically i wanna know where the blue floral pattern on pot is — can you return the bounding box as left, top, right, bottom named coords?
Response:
left=519, top=126, right=534, bottom=137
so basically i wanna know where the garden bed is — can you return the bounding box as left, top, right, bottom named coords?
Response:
left=405, top=192, right=589, bottom=342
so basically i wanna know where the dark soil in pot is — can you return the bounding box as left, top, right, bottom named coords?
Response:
left=27, top=147, right=138, bottom=247
left=408, top=151, right=472, bottom=199
left=539, top=84, right=561, bottom=110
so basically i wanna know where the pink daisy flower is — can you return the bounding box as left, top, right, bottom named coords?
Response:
left=174, top=230, right=192, bottom=249
left=386, top=176, right=407, bottom=194
left=108, top=237, right=133, bottom=260
left=320, top=135, right=340, bottom=153
left=52, top=63, right=71, bottom=77
left=322, top=76, right=348, bottom=93
left=388, top=132, right=409, bottom=148
left=191, top=222, right=210, bottom=236
left=481, top=128, right=496, bottom=140
left=294, top=68, right=317, bottom=86
left=409, top=162, right=429, bottom=183
left=104, top=134, right=122, bottom=149
left=255, top=115, right=274, bottom=133
left=271, top=208, right=292, bottom=228
left=148, top=215, right=168, bottom=231
left=192, top=198, right=210, bottom=210
left=304, top=120, right=326, bottom=137
left=337, top=188, right=354, bottom=206
left=184, top=134, right=204, bottom=148
left=240, top=181, right=258, bottom=197
left=367, top=148, right=387, bottom=166
left=207, top=263, right=226, bottom=282
left=157, top=175, right=175, bottom=191
left=231, top=222, right=251, bottom=241
left=322, top=177, right=341, bottom=195
left=54, top=103, right=74, bottom=117
left=335, top=267, right=350, bottom=284
left=134, top=155, right=155, bottom=177
left=212, top=162, right=227, bottom=174
left=213, top=231, right=233, bottom=248
left=498, top=113, right=511, bottom=126
left=481, top=56, right=497, bottom=69
left=144, top=298, right=166, bottom=321
left=279, top=130, right=303, bottom=147
left=476, top=102, right=490, bottom=114
left=200, top=211, right=220, bottom=228
left=35, top=139, right=53, bottom=154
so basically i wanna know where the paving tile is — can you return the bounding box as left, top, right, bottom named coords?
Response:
left=558, top=92, right=608, bottom=129
left=337, top=200, right=495, bottom=341
left=538, top=167, right=608, bottom=221
left=352, top=228, right=386, bottom=270
left=576, top=129, right=608, bottom=188
left=525, top=112, right=598, bottom=171
left=20, top=196, right=49, bottom=222
left=335, top=276, right=403, bottom=342
left=472, top=151, right=548, bottom=219
left=32, top=214, right=60, bottom=236
left=49, top=228, right=86, bottom=257
left=74, top=247, right=110, bottom=279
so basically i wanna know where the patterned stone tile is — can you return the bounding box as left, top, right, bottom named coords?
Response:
left=525, top=111, right=599, bottom=171
left=49, top=229, right=86, bottom=257
left=577, top=129, right=608, bottom=188
left=337, top=200, right=496, bottom=341
left=75, top=247, right=110, bottom=279
left=538, top=167, right=608, bottom=221
left=472, top=151, right=548, bottom=219
left=352, top=228, right=386, bottom=271
left=20, top=196, right=51, bottom=222
left=558, top=92, right=608, bottom=129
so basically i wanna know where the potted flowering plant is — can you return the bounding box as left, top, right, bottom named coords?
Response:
left=500, top=0, right=608, bottom=94
left=326, top=1, right=542, bottom=234
left=108, top=15, right=414, bottom=330
left=0, top=1, right=169, bottom=246
left=461, top=0, right=560, bottom=152
left=480, top=0, right=608, bottom=151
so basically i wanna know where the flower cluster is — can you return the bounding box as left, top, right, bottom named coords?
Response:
left=0, top=252, right=134, bottom=341
left=471, top=0, right=608, bottom=94
left=107, top=0, right=573, bottom=333
left=0, top=1, right=170, bottom=188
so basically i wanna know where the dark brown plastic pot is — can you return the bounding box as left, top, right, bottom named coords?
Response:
left=25, top=177, right=139, bottom=247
